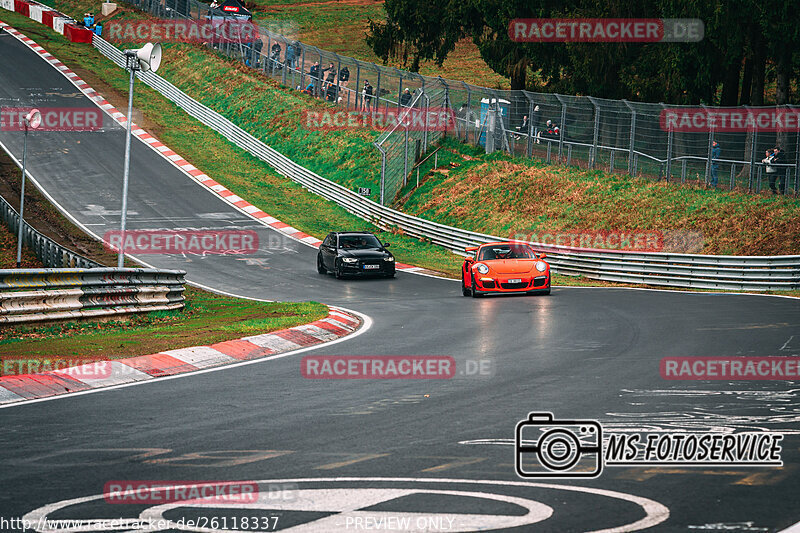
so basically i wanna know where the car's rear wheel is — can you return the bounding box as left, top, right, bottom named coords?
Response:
left=317, top=254, right=327, bottom=274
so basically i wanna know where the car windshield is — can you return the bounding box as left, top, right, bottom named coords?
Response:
left=478, top=244, right=535, bottom=260
left=339, top=234, right=383, bottom=250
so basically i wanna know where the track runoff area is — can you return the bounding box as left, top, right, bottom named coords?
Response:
left=0, top=17, right=799, bottom=533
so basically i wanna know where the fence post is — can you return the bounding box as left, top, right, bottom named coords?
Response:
left=404, top=125, right=409, bottom=184
left=793, top=104, right=800, bottom=196
left=660, top=103, right=672, bottom=181
left=464, top=83, right=471, bottom=143
left=588, top=96, right=599, bottom=169
left=423, top=91, right=430, bottom=153
left=526, top=97, right=534, bottom=158
left=609, top=150, right=615, bottom=172
left=397, top=74, right=404, bottom=107
left=298, top=41, right=306, bottom=91
left=375, top=142, right=387, bottom=205
left=354, top=62, right=361, bottom=109
left=701, top=104, right=713, bottom=185
left=623, top=100, right=635, bottom=175
left=556, top=95, right=567, bottom=161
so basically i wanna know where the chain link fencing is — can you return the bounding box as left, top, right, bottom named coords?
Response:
left=121, top=0, right=800, bottom=202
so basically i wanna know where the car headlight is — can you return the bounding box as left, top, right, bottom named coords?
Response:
left=341, top=257, right=358, bottom=263
left=384, top=256, right=394, bottom=262
left=475, top=263, right=489, bottom=274
left=535, top=261, right=548, bottom=272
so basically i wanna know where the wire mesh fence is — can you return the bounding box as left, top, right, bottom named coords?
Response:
left=122, top=0, right=800, bottom=203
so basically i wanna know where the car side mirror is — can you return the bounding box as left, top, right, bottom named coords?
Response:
left=539, top=253, right=547, bottom=259
left=383, top=243, right=390, bottom=248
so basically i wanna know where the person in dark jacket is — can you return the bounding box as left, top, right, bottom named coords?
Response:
left=769, top=146, right=786, bottom=194
left=339, top=66, right=350, bottom=87
left=709, top=140, right=721, bottom=188
left=400, top=88, right=412, bottom=107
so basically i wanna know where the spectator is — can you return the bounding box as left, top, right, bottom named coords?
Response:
left=770, top=146, right=786, bottom=194
left=762, top=148, right=776, bottom=186
left=83, top=12, right=94, bottom=27
left=309, top=62, right=321, bottom=95
left=362, top=80, right=373, bottom=110
left=339, top=66, right=350, bottom=87
left=323, top=63, right=336, bottom=93
left=514, top=115, right=529, bottom=139
left=270, top=42, right=282, bottom=73
left=285, top=42, right=296, bottom=69
left=400, top=88, right=412, bottom=107
left=709, top=140, right=720, bottom=188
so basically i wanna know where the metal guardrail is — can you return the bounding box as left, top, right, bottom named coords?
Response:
left=87, top=35, right=800, bottom=291
left=0, top=189, right=100, bottom=269
left=0, top=268, right=186, bottom=324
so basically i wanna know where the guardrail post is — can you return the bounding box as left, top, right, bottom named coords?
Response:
left=588, top=96, right=599, bottom=169
left=623, top=100, right=635, bottom=175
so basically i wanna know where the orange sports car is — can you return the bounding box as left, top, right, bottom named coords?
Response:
left=462, top=242, right=551, bottom=297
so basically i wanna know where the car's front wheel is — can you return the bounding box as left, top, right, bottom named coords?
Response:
left=335, top=260, right=344, bottom=279
left=317, top=254, right=327, bottom=274
left=461, top=275, right=471, bottom=296
left=470, top=273, right=482, bottom=298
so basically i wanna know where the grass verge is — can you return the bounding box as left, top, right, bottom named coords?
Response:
left=0, top=286, right=328, bottom=361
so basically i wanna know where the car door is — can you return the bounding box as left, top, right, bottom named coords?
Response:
left=320, top=234, right=336, bottom=269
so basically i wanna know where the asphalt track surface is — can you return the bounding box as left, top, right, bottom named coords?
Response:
left=1, top=29, right=800, bottom=532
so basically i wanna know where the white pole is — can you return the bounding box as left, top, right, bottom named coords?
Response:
left=118, top=63, right=136, bottom=268
left=15, top=123, right=29, bottom=268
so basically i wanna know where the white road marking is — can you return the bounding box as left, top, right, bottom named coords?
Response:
left=22, top=477, right=669, bottom=533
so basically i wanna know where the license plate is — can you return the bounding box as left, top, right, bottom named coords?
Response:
left=363, top=264, right=380, bottom=269
left=508, top=278, right=522, bottom=283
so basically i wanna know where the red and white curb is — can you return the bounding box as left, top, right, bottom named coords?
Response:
left=0, top=18, right=423, bottom=273
left=0, top=307, right=361, bottom=405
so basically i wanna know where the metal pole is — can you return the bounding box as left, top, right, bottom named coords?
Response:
left=118, top=63, right=136, bottom=268
left=557, top=95, right=566, bottom=161
left=526, top=98, right=534, bottom=158
left=589, top=97, right=599, bottom=169
left=623, top=100, right=635, bottom=175
left=15, top=125, right=29, bottom=268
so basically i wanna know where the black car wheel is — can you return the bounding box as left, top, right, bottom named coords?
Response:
left=317, top=254, right=327, bottom=274
left=461, top=275, right=471, bottom=297
left=470, top=273, right=482, bottom=298
left=335, top=261, right=344, bottom=279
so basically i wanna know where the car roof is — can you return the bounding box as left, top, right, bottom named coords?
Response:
left=479, top=241, right=528, bottom=248
left=335, top=231, right=377, bottom=236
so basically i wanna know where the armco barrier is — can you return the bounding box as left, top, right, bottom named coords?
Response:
left=0, top=18, right=797, bottom=292
left=0, top=191, right=100, bottom=269
left=0, top=268, right=186, bottom=323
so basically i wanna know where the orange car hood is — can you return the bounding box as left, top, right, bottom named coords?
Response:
left=486, top=259, right=537, bottom=275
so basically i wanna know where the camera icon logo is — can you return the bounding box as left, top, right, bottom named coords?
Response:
left=515, top=412, right=603, bottom=478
